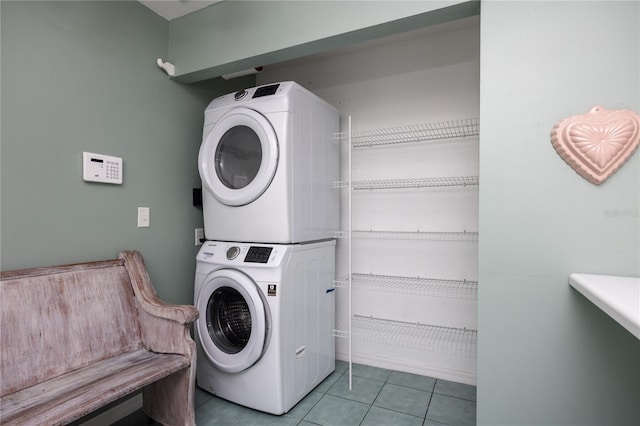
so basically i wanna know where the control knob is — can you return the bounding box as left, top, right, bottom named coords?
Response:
left=226, top=246, right=240, bottom=260
left=234, top=89, right=248, bottom=101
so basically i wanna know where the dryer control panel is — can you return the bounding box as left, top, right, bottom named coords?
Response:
left=204, top=81, right=293, bottom=111
left=251, top=84, right=279, bottom=98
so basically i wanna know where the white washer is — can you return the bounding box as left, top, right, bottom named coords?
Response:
left=198, top=81, right=340, bottom=244
left=194, top=239, right=336, bottom=415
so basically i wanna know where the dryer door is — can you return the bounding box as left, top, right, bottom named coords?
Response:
left=196, top=268, right=270, bottom=373
left=199, top=107, right=279, bottom=206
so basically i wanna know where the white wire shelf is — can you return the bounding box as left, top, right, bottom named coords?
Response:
left=352, top=273, right=477, bottom=300
left=334, top=118, right=479, bottom=147
left=334, top=175, right=479, bottom=190
left=336, top=230, right=478, bottom=242
left=348, top=316, right=477, bottom=358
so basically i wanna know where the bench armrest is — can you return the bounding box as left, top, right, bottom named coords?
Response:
left=119, top=250, right=198, bottom=356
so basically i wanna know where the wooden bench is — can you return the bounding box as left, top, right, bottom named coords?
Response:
left=0, top=250, right=199, bottom=426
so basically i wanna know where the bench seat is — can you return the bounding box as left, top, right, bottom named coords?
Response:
left=1, top=349, right=189, bottom=425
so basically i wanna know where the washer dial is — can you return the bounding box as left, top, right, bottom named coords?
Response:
left=226, top=246, right=241, bottom=260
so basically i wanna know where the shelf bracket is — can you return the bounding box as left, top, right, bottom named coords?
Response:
left=156, top=58, right=175, bottom=77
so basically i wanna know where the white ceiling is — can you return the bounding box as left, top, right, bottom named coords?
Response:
left=139, top=0, right=222, bottom=21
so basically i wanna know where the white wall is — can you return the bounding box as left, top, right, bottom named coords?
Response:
left=258, top=16, right=480, bottom=384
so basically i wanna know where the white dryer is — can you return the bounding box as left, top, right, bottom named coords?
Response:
left=194, top=239, right=336, bottom=415
left=198, top=81, right=339, bottom=244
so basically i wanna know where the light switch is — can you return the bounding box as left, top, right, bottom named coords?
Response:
left=137, top=207, right=150, bottom=228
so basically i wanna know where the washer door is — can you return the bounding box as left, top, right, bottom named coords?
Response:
left=199, top=107, right=279, bottom=206
left=196, top=268, right=270, bottom=373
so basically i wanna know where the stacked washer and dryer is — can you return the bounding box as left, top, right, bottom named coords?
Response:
left=194, top=82, right=340, bottom=415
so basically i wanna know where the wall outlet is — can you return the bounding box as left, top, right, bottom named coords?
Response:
left=195, top=228, right=204, bottom=246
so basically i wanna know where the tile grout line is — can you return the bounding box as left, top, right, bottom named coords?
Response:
left=424, top=380, right=436, bottom=423
left=377, top=376, right=434, bottom=423
left=297, top=366, right=349, bottom=425
left=432, top=378, right=477, bottom=402
left=193, top=365, right=476, bottom=426
left=355, top=370, right=390, bottom=426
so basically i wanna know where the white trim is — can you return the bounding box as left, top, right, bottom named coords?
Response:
left=336, top=350, right=477, bottom=386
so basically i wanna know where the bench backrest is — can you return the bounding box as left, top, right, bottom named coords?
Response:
left=1, top=260, right=143, bottom=396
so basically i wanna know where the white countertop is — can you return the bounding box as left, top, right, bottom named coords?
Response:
left=569, top=273, right=640, bottom=339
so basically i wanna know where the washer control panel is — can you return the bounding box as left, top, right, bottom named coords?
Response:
left=198, top=241, right=285, bottom=266
left=244, top=246, right=273, bottom=263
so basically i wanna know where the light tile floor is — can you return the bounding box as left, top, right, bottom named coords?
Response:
left=118, top=361, right=476, bottom=426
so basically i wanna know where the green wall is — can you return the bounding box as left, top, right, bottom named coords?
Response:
left=0, top=1, right=214, bottom=304
left=2, top=1, right=639, bottom=424
left=167, top=0, right=479, bottom=83
left=478, top=1, right=640, bottom=424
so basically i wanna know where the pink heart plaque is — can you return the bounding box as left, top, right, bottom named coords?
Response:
left=551, top=106, right=640, bottom=185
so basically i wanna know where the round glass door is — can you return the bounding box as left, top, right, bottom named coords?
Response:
left=196, top=269, right=269, bottom=373
left=215, top=126, right=262, bottom=191
left=199, top=108, right=278, bottom=206
left=206, top=286, right=252, bottom=354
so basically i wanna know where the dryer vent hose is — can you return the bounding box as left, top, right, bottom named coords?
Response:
left=222, top=67, right=264, bottom=80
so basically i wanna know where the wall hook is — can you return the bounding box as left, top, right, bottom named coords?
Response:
left=156, top=58, right=175, bottom=77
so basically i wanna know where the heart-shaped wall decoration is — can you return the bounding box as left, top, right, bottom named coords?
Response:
left=551, top=106, right=640, bottom=185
